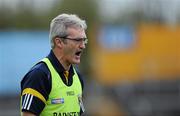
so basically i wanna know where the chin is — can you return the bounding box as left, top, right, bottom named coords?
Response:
left=74, top=61, right=80, bottom=64
left=72, top=60, right=80, bottom=64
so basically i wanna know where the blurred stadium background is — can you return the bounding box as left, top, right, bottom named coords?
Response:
left=0, top=0, right=180, bottom=115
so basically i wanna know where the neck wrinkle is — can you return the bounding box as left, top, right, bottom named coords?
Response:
left=52, top=49, right=70, bottom=71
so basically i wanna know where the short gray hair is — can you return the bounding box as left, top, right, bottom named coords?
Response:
left=49, top=13, right=87, bottom=48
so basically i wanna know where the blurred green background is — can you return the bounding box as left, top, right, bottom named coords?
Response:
left=0, top=0, right=180, bottom=116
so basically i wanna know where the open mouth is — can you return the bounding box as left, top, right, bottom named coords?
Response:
left=75, top=51, right=82, bottom=56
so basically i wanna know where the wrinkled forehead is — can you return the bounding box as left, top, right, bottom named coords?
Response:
left=66, top=27, right=86, bottom=37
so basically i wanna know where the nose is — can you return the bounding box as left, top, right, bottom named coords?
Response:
left=79, top=41, right=86, bottom=49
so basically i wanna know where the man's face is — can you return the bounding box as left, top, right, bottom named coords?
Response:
left=62, top=27, right=87, bottom=65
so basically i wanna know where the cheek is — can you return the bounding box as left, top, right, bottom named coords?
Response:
left=63, top=43, right=78, bottom=56
left=64, top=47, right=75, bottom=55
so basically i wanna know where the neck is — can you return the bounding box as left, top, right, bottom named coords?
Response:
left=52, top=49, right=70, bottom=71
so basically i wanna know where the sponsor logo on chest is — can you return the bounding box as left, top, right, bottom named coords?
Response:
left=66, top=91, right=75, bottom=96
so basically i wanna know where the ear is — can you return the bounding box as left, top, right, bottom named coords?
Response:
left=54, top=37, right=63, bottom=48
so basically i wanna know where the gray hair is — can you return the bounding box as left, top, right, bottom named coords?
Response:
left=49, top=13, right=87, bottom=48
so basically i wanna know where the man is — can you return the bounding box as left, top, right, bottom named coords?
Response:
left=20, top=13, right=87, bottom=116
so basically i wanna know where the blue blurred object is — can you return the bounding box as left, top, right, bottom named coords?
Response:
left=0, top=31, right=49, bottom=96
left=98, top=25, right=135, bottom=51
